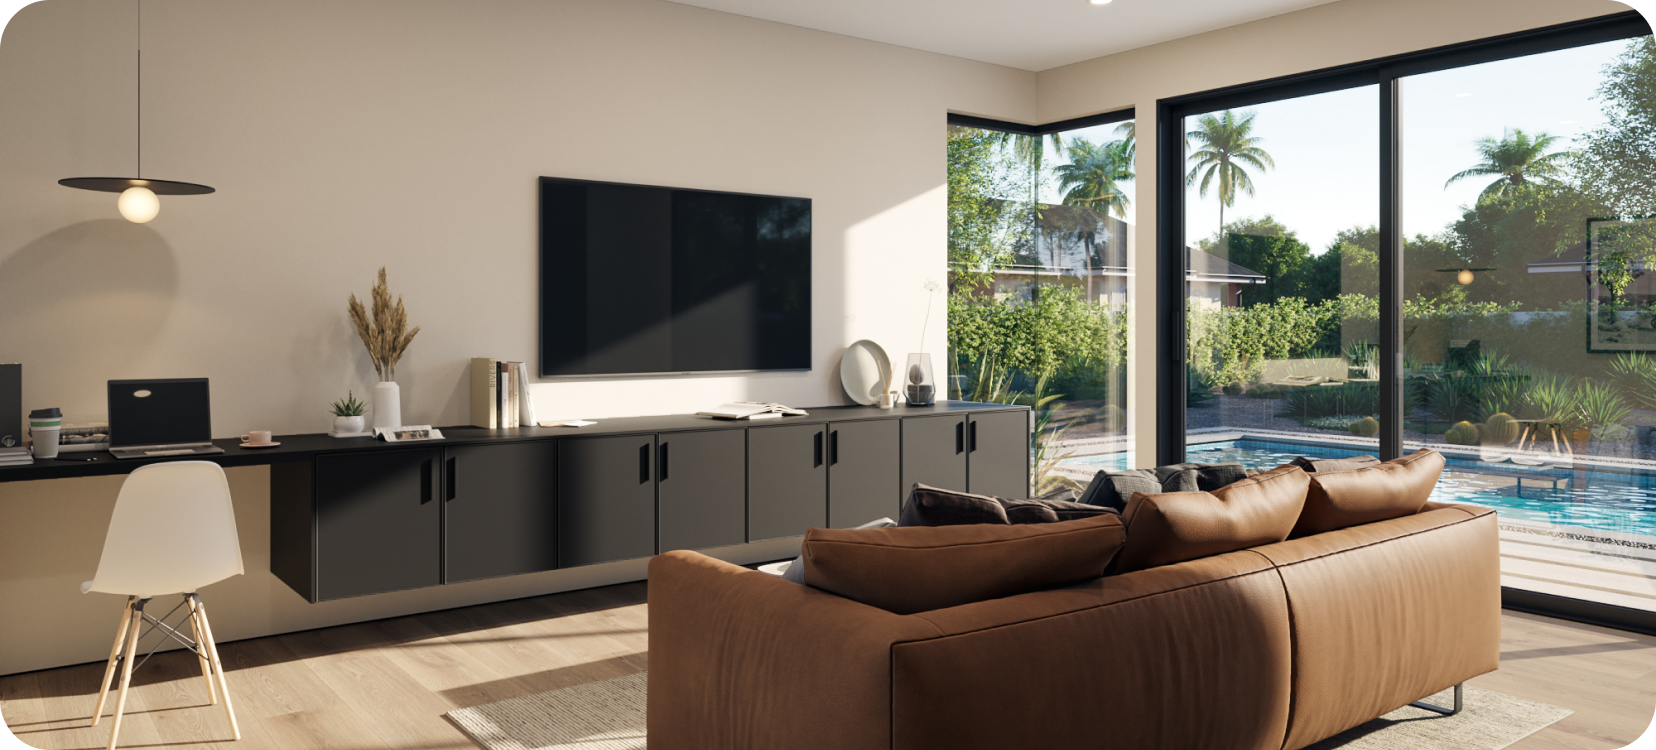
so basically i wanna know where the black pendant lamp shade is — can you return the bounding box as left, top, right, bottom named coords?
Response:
left=60, top=0, right=214, bottom=222
left=58, top=177, right=214, bottom=195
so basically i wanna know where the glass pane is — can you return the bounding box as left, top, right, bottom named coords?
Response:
left=1401, top=36, right=1656, bottom=610
left=1181, top=88, right=1382, bottom=461
left=946, top=120, right=1136, bottom=486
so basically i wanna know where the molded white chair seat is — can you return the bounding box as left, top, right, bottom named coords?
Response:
left=82, top=461, right=243, bottom=750
left=1, top=707, right=42, bottom=749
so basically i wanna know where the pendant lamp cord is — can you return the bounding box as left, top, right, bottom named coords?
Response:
left=136, top=0, right=141, bottom=178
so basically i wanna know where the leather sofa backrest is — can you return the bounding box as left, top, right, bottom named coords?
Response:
left=1113, top=465, right=1309, bottom=572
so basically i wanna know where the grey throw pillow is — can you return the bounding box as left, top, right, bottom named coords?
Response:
left=1077, top=469, right=1161, bottom=512
left=780, top=516, right=895, bottom=584
left=1151, top=462, right=1248, bottom=492
left=1160, top=469, right=1201, bottom=493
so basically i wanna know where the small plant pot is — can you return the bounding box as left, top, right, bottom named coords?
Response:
left=334, top=415, right=366, bottom=434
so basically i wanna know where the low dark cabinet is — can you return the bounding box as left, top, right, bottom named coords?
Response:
left=559, top=434, right=658, bottom=567
left=315, top=448, right=442, bottom=601
left=968, top=411, right=1031, bottom=499
left=444, top=441, right=559, bottom=584
left=658, top=429, right=746, bottom=552
left=747, top=423, right=827, bottom=541
left=901, top=414, right=968, bottom=502
left=827, top=420, right=901, bottom=525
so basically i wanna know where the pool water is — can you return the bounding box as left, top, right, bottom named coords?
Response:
left=1064, top=439, right=1656, bottom=538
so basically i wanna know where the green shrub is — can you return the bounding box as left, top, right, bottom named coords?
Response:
left=1349, top=416, right=1380, bottom=437
left=1282, top=382, right=1378, bottom=419
left=1445, top=421, right=1480, bottom=445
left=1576, top=379, right=1632, bottom=427
left=1483, top=413, right=1520, bottom=445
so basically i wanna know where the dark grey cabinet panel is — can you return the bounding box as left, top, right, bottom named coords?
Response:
left=444, top=442, right=559, bottom=584
left=968, top=411, right=1031, bottom=498
left=658, top=429, right=746, bottom=552
left=901, top=414, right=968, bottom=502
left=559, top=434, right=657, bottom=567
left=315, top=448, right=442, bottom=601
left=747, top=423, right=827, bottom=541
left=827, top=419, right=901, bottom=526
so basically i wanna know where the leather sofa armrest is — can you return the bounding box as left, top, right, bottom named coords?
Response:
left=646, top=550, right=944, bottom=750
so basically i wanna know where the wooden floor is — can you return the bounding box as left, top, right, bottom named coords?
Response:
left=1, top=584, right=1653, bottom=750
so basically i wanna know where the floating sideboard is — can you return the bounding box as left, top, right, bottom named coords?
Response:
left=266, top=402, right=1031, bottom=603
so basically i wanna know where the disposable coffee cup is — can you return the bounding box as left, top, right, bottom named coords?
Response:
left=29, top=408, right=62, bottom=459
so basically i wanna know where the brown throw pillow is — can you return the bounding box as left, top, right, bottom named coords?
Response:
left=1000, top=497, right=1120, bottom=524
left=898, top=484, right=1008, bottom=526
left=1112, top=465, right=1310, bottom=573
left=1291, top=449, right=1445, bottom=537
left=801, top=514, right=1125, bottom=615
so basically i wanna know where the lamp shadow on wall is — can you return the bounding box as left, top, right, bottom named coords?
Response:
left=0, top=220, right=178, bottom=402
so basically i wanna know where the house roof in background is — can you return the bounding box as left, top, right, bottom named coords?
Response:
left=660, top=0, right=1345, bottom=71
left=1188, top=248, right=1269, bottom=283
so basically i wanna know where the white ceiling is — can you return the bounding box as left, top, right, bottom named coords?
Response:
left=662, top=0, right=1348, bottom=71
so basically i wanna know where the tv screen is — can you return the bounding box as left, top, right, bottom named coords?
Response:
left=539, top=177, right=811, bottom=377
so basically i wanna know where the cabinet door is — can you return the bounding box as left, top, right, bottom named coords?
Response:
left=900, top=415, right=968, bottom=504
left=559, top=434, right=657, bottom=567
left=444, top=441, right=559, bottom=584
left=747, top=423, right=827, bottom=542
left=658, top=429, right=746, bottom=552
left=316, top=448, right=442, bottom=600
left=827, top=420, right=901, bottom=526
left=968, top=411, right=1031, bottom=499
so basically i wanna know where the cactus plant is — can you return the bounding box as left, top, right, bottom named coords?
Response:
left=1483, top=412, right=1520, bottom=445
left=1348, top=416, right=1380, bottom=437
left=1444, top=420, right=1480, bottom=445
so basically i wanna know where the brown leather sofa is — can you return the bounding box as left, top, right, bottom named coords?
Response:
left=647, top=499, right=1500, bottom=750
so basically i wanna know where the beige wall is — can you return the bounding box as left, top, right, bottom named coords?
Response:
left=0, top=0, right=1034, bottom=675
left=1033, top=0, right=1634, bottom=463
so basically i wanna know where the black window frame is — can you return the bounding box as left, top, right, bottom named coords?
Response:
left=1154, top=10, right=1654, bottom=635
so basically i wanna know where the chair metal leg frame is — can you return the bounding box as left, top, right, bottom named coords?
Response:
left=1409, top=683, right=1464, bottom=716
left=90, top=593, right=240, bottom=748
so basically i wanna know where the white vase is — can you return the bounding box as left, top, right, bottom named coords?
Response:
left=373, top=381, right=401, bottom=430
left=333, top=415, right=366, bottom=435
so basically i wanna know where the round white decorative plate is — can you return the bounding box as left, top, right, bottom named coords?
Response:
left=839, top=339, right=891, bottom=406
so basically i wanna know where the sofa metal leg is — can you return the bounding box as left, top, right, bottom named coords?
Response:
left=1410, top=683, right=1463, bottom=716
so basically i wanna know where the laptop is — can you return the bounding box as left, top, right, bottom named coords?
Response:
left=108, top=378, right=226, bottom=459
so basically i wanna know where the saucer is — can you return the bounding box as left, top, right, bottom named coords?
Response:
left=240, top=441, right=281, bottom=449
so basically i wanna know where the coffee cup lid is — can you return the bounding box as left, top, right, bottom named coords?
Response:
left=29, top=408, right=61, bottom=418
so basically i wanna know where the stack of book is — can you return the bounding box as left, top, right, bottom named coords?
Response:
left=470, top=358, right=537, bottom=429
left=0, top=445, right=32, bottom=467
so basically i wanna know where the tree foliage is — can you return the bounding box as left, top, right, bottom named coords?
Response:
left=1444, top=128, right=1571, bottom=200
left=1054, top=137, right=1133, bottom=219
left=1574, top=36, right=1656, bottom=219
left=947, top=126, right=1032, bottom=289
left=1186, top=110, right=1275, bottom=235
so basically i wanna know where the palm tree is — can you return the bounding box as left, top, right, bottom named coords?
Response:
left=1444, top=128, right=1570, bottom=200
left=989, top=131, right=1065, bottom=179
left=1114, top=121, right=1136, bottom=160
left=1053, top=138, right=1133, bottom=219
left=1185, top=110, right=1275, bottom=245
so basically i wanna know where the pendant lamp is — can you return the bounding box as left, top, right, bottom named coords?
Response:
left=59, top=0, right=213, bottom=223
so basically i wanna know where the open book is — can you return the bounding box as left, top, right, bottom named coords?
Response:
left=697, top=402, right=809, bottom=420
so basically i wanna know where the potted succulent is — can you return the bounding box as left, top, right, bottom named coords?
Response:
left=330, top=391, right=367, bottom=435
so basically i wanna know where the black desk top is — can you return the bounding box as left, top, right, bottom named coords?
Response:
left=0, top=401, right=1026, bottom=484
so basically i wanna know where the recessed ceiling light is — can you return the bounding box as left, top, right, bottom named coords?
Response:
left=1090, top=0, right=1113, bottom=5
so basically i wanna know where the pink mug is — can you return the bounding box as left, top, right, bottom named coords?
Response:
left=241, top=430, right=273, bottom=446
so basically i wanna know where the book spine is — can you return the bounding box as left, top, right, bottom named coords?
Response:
left=512, top=362, right=535, bottom=426
left=470, top=358, right=498, bottom=429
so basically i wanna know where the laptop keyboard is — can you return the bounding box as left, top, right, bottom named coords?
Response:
left=144, top=449, right=198, bottom=456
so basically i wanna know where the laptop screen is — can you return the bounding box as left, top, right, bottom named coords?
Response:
left=108, top=379, right=213, bottom=448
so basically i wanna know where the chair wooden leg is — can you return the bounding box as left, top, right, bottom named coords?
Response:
left=186, top=595, right=217, bottom=705
left=106, top=600, right=144, bottom=750
left=91, top=597, right=135, bottom=726
left=191, top=594, right=239, bottom=740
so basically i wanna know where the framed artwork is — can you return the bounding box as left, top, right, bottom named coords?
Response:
left=1586, top=216, right=1656, bottom=353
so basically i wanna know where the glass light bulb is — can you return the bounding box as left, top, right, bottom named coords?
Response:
left=117, top=186, right=160, bottom=223
left=1457, top=269, right=1474, bottom=285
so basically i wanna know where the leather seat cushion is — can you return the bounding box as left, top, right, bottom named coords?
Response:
left=801, top=514, right=1125, bottom=615
left=1291, top=449, right=1445, bottom=537
left=1113, top=465, right=1310, bottom=573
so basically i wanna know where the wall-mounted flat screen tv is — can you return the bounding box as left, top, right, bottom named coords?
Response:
left=539, top=176, right=811, bottom=377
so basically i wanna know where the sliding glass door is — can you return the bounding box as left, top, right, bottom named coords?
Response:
left=1160, top=13, right=1655, bottom=618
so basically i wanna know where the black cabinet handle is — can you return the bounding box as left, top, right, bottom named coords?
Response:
left=955, top=421, right=965, bottom=455
left=830, top=430, right=839, bottom=465
left=421, top=458, right=435, bottom=504
left=970, top=421, right=979, bottom=453
left=445, top=456, right=457, bottom=500
left=813, top=431, right=824, bottom=468
left=660, top=442, right=670, bottom=482
left=639, top=443, right=650, bottom=484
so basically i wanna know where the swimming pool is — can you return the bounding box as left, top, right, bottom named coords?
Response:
left=1063, top=438, right=1656, bottom=538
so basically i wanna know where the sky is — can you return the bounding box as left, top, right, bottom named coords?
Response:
left=1025, top=36, right=1639, bottom=257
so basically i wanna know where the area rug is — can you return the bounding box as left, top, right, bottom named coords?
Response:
left=446, top=673, right=1568, bottom=750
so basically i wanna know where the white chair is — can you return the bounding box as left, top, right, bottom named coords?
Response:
left=1, top=704, right=42, bottom=749
left=82, top=461, right=243, bottom=750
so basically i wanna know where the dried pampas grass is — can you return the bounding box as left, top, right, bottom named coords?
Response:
left=348, top=267, right=420, bottom=381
